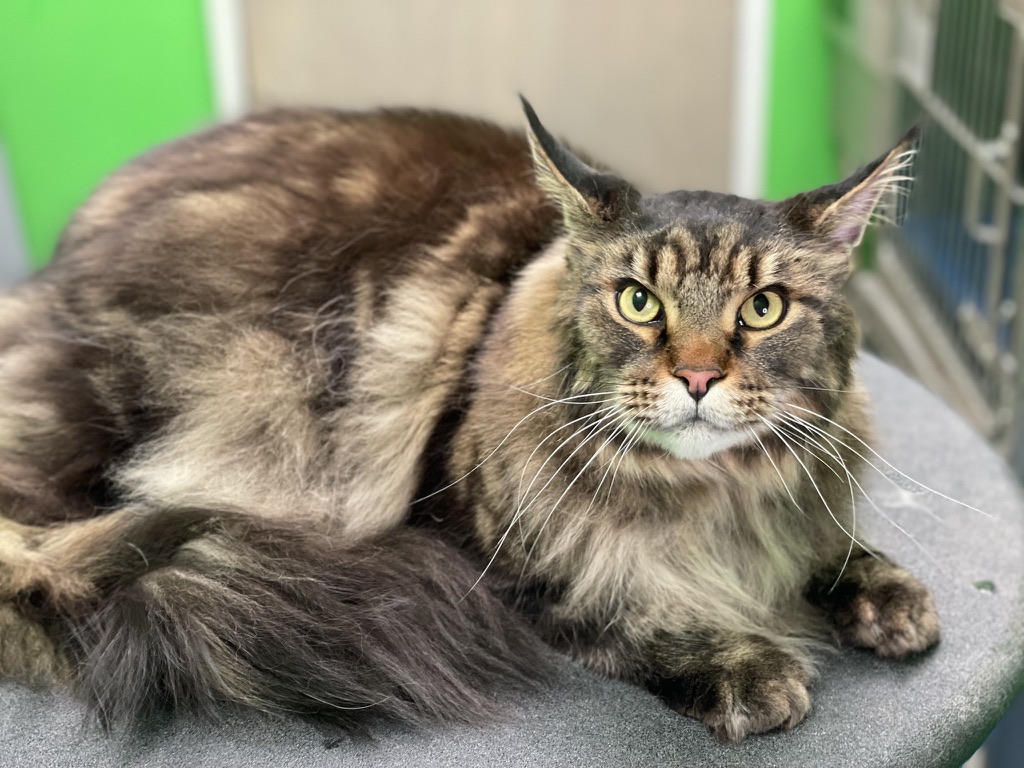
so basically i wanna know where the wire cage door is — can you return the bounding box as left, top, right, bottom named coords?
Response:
left=837, top=0, right=1024, bottom=479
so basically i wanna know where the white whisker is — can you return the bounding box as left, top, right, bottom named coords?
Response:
left=756, top=415, right=866, bottom=553
left=775, top=411, right=942, bottom=526
left=600, top=415, right=653, bottom=507
left=581, top=414, right=641, bottom=517
left=508, top=385, right=621, bottom=403
left=412, top=394, right=623, bottom=504
left=776, top=411, right=942, bottom=567
left=462, top=405, right=626, bottom=599
left=762, top=384, right=860, bottom=394
left=744, top=426, right=805, bottom=516
left=781, top=403, right=991, bottom=518
left=771, top=418, right=862, bottom=587
left=515, top=402, right=625, bottom=504
left=519, top=409, right=637, bottom=579
left=770, top=420, right=845, bottom=482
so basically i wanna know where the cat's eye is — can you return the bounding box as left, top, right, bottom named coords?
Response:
left=617, top=283, right=663, bottom=324
left=738, top=290, right=786, bottom=330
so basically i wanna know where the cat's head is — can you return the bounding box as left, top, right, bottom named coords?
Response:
left=521, top=97, right=915, bottom=461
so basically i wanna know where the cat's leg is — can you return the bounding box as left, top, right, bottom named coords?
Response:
left=539, top=611, right=814, bottom=742
left=646, top=631, right=813, bottom=742
left=0, top=506, right=146, bottom=687
left=0, top=510, right=142, bottom=606
left=806, top=546, right=939, bottom=658
left=0, top=601, right=71, bottom=686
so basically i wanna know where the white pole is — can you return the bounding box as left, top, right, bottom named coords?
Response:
left=204, top=0, right=250, bottom=122
left=730, top=0, right=774, bottom=199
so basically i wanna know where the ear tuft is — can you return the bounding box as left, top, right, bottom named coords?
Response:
left=519, top=95, right=639, bottom=234
left=780, top=126, right=920, bottom=249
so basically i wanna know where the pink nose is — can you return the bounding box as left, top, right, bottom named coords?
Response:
left=672, top=367, right=723, bottom=402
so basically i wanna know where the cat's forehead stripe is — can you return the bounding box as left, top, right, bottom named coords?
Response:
left=757, top=247, right=786, bottom=286
left=643, top=225, right=751, bottom=289
left=667, top=229, right=698, bottom=277
left=746, top=246, right=761, bottom=288
left=642, top=229, right=669, bottom=285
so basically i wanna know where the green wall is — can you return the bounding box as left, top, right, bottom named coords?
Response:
left=0, top=1, right=215, bottom=267
left=765, top=0, right=839, bottom=200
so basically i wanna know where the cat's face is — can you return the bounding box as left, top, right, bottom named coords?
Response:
left=564, top=200, right=857, bottom=460
left=520, top=98, right=913, bottom=461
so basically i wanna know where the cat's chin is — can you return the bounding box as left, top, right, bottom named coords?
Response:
left=639, top=422, right=751, bottom=461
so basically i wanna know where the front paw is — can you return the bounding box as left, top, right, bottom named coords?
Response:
left=652, top=637, right=812, bottom=742
left=812, top=556, right=940, bottom=658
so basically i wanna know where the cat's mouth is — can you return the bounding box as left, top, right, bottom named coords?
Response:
left=673, top=407, right=737, bottom=431
left=681, top=413, right=713, bottom=425
left=631, top=407, right=735, bottom=435
left=635, top=413, right=751, bottom=460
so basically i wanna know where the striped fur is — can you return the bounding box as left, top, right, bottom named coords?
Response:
left=0, top=104, right=935, bottom=741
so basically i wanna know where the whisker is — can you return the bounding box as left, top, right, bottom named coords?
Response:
left=756, top=415, right=866, bottom=553
left=504, top=404, right=627, bottom=551
left=516, top=406, right=626, bottom=519
left=507, top=385, right=622, bottom=403
left=600, top=413, right=653, bottom=507
left=589, top=403, right=657, bottom=505
left=761, top=384, right=861, bottom=394
left=765, top=417, right=860, bottom=585
left=843, top=458, right=938, bottom=566
left=775, top=411, right=936, bottom=522
left=581, top=414, right=640, bottom=517
left=464, top=405, right=626, bottom=598
left=780, top=413, right=939, bottom=567
left=576, top=403, right=656, bottom=514
left=744, top=426, right=806, bottom=516
left=519, top=409, right=637, bottom=579
left=778, top=411, right=946, bottom=531
left=770, top=420, right=846, bottom=482
left=515, top=402, right=625, bottom=504
left=412, top=394, right=624, bottom=504
left=511, top=364, right=572, bottom=391
left=780, top=403, right=991, bottom=519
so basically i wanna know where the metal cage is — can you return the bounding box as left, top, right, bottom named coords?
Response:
left=831, top=0, right=1024, bottom=481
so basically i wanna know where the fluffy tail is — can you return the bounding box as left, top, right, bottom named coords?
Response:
left=45, top=508, right=548, bottom=730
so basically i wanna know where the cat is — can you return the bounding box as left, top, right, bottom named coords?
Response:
left=0, top=97, right=938, bottom=742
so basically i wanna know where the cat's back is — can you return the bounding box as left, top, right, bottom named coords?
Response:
left=44, top=107, right=559, bottom=322
left=0, top=107, right=561, bottom=528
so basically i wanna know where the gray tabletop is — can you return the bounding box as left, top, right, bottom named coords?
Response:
left=2, top=355, right=1022, bottom=767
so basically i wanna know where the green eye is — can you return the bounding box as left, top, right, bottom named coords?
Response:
left=617, top=284, right=662, bottom=324
left=738, top=290, right=786, bottom=330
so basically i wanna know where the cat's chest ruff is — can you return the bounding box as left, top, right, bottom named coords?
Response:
left=545, top=472, right=811, bottom=621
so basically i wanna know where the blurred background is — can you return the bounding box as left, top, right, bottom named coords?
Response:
left=0, top=0, right=1022, bottom=764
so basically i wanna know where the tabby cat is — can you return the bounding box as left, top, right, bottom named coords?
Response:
left=0, top=98, right=937, bottom=742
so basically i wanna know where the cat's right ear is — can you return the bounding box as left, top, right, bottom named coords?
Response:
left=520, top=96, right=640, bottom=236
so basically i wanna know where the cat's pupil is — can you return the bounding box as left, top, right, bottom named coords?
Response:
left=631, top=289, right=648, bottom=312
left=753, top=293, right=769, bottom=316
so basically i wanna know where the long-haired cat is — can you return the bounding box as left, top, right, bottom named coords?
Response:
left=0, top=98, right=936, bottom=741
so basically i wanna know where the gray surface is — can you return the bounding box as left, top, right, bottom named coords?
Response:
left=2, top=355, right=1023, bottom=767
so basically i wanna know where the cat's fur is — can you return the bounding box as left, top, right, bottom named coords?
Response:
left=0, top=100, right=937, bottom=741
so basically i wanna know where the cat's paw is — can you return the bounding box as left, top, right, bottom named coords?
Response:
left=655, top=639, right=812, bottom=742
left=831, top=567, right=939, bottom=658
left=810, top=553, right=940, bottom=659
left=0, top=601, right=70, bottom=685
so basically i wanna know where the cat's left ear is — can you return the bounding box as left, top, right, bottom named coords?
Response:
left=779, top=126, right=919, bottom=249
left=520, top=96, right=640, bottom=236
